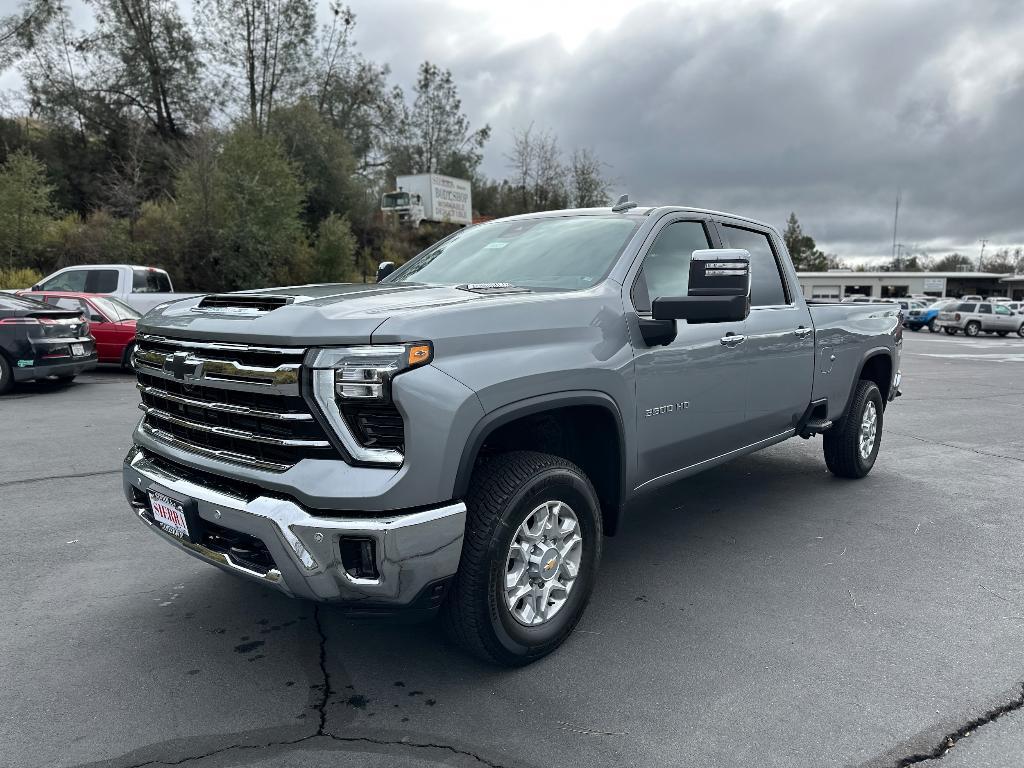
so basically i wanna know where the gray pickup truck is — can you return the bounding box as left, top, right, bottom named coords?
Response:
left=122, top=203, right=902, bottom=665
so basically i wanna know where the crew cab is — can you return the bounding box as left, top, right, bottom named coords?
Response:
left=30, top=265, right=198, bottom=314
left=0, top=293, right=97, bottom=394
left=122, top=203, right=902, bottom=665
left=936, top=301, right=1024, bottom=337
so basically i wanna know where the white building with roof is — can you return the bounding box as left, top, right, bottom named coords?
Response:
left=794, top=271, right=1023, bottom=301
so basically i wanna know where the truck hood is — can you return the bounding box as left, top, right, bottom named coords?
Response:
left=136, top=282, right=492, bottom=346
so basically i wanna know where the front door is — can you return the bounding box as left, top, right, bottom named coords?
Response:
left=718, top=222, right=815, bottom=439
left=629, top=218, right=749, bottom=486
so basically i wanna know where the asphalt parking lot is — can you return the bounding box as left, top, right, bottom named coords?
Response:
left=2, top=330, right=1023, bottom=768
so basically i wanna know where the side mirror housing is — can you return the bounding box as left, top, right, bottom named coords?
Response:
left=652, top=249, right=751, bottom=324
left=376, top=261, right=396, bottom=283
left=30, top=284, right=40, bottom=291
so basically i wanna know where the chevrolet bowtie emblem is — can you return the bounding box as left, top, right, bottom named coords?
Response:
left=165, top=351, right=203, bottom=386
left=544, top=557, right=557, bottom=571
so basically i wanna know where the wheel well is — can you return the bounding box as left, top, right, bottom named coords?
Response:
left=471, top=405, right=624, bottom=536
left=859, top=353, right=892, bottom=402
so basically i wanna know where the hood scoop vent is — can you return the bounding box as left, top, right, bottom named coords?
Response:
left=194, top=294, right=295, bottom=315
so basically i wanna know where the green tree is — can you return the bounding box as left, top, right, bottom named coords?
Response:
left=0, top=148, right=56, bottom=268
left=782, top=212, right=830, bottom=270
left=313, top=213, right=356, bottom=282
left=197, top=0, right=315, bottom=134
left=390, top=62, right=490, bottom=178
left=932, top=252, right=973, bottom=271
left=176, top=125, right=307, bottom=290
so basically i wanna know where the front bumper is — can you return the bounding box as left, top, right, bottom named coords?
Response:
left=123, top=447, right=466, bottom=608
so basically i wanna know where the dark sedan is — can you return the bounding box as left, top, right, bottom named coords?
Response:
left=0, top=293, right=98, bottom=394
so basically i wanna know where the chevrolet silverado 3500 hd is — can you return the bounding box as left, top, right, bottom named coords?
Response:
left=123, top=203, right=902, bottom=665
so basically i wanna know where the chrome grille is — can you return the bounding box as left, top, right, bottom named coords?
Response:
left=134, top=334, right=335, bottom=472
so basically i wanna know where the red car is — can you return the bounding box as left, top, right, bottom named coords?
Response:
left=18, top=291, right=140, bottom=367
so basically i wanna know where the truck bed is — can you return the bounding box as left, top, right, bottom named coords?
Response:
left=808, top=302, right=902, bottom=423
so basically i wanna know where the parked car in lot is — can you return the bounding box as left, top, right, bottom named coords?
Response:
left=29, top=265, right=199, bottom=314
left=905, top=299, right=958, bottom=333
left=122, top=202, right=903, bottom=665
left=961, top=295, right=984, bottom=302
left=17, top=291, right=141, bottom=367
left=0, top=294, right=97, bottom=394
left=937, top=301, right=1024, bottom=337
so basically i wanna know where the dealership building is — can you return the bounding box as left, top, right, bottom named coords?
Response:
left=794, top=271, right=1024, bottom=301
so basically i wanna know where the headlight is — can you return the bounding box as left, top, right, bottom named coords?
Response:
left=307, top=343, right=432, bottom=465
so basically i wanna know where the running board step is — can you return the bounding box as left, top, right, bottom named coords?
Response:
left=802, top=419, right=833, bottom=434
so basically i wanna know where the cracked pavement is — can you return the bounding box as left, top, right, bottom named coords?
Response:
left=1, top=331, right=1023, bottom=767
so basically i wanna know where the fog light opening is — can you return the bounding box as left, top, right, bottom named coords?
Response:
left=340, top=537, right=378, bottom=580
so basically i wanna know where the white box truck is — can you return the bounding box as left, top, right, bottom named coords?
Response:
left=381, top=174, right=472, bottom=228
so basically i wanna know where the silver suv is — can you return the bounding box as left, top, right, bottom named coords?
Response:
left=937, top=301, right=1024, bottom=337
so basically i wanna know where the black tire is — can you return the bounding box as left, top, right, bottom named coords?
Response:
left=442, top=450, right=602, bottom=666
left=929, top=319, right=940, bottom=333
left=823, top=380, right=883, bottom=479
left=997, top=331, right=1009, bottom=337
left=909, top=325, right=920, bottom=332
left=122, top=341, right=137, bottom=369
left=944, top=326, right=958, bottom=335
left=1018, top=325, right=1024, bottom=338
left=0, top=355, right=12, bottom=395
left=965, top=321, right=981, bottom=337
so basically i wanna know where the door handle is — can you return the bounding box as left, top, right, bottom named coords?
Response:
left=794, top=326, right=812, bottom=338
left=720, top=333, right=746, bottom=347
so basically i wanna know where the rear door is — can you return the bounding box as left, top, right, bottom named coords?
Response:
left=629, top=216, right=748, bottom=485
left=718, top=221, right=815, bottom=440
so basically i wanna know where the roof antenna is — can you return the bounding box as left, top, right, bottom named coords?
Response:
left=611, top=194, right=638, bottom=213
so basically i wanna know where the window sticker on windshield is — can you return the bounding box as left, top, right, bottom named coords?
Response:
left=484, top=241, right=508, bottom=249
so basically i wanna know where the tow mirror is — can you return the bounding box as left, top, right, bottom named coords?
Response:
left=376, top=261, right=396, bottom=283
left=652, top=249, right=751, bottom=324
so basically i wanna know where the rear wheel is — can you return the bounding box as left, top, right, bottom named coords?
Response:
left=0, top=356, right=12, bottom=395
left=965, top=321, right=981, bottom=337
left=944, top=326, right=958, bottom=335
left=929, top=319, right=940, bottom=333
left=823, top=380, right=883, bottom=479
left=442, top=451, right=602, bottom=666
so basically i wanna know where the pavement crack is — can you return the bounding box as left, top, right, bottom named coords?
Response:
left=118, top=735, right=316, bottom=767
left=894, top=683, right=1024, bottom=765
left=890, top=432, right=1024, bottom=464
left=323, top=733, right=513, bottom=768
left=312, top=603, right=335, bottom=735
left=0, top=467, right=122, bottom=488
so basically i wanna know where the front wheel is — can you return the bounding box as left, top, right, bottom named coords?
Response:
left=122, top=340, right=137, bottom=370
left=965, top=321, right=981, bottom=337
left=1018, top=325, right=1024, bottom=338
left=442, top=451, right=602, bottom=666
left=823, top=380, right=883, bottom=479
left=929, top=319, right=940, bottom=333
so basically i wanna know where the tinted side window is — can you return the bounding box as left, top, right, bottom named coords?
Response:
left=40, top=270, right=88, bottom=292
left=631, top=221, right=711, bottom=312
left=133, top=268, right=172, bottom=293
left=978, top=304, right=992, bottom=314
left=85, top=269, right=120, bottom=293
left=958, top=303, right=977, bottom=312
left=721, top=225, right=787, bottom=306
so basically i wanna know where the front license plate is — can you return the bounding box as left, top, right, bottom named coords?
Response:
left=71, top=343, right=85, bottom=356
left=150, top=492, right=189, bottom=538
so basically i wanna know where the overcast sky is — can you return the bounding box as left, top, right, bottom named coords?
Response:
left=4, top=0, right=1023, bottom=263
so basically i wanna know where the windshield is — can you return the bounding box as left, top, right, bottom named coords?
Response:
left=382, top=192, right=410, bottom=208
left=91, top=296, right=142, bottom=321
left=386, top=215, right=641, bottom=291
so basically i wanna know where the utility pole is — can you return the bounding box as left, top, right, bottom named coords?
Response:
left=979, top=239, right=989, bottom=269
left=891, top=189, right=901, bottom=262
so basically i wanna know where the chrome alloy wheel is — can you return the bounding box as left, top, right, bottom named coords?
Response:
left=859, top=400, right=878, bottom=460
left=504, top=500, right=583, bottom=626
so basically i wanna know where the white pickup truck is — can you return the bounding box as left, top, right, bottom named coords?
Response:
left=29, top=265, right=199, bottom=314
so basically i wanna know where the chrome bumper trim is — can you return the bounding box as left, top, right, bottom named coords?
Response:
left=123, top=448, right=466, bottom=604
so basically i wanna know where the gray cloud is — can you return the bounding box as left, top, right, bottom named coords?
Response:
left=351, top=0, right=1024, bottom=261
